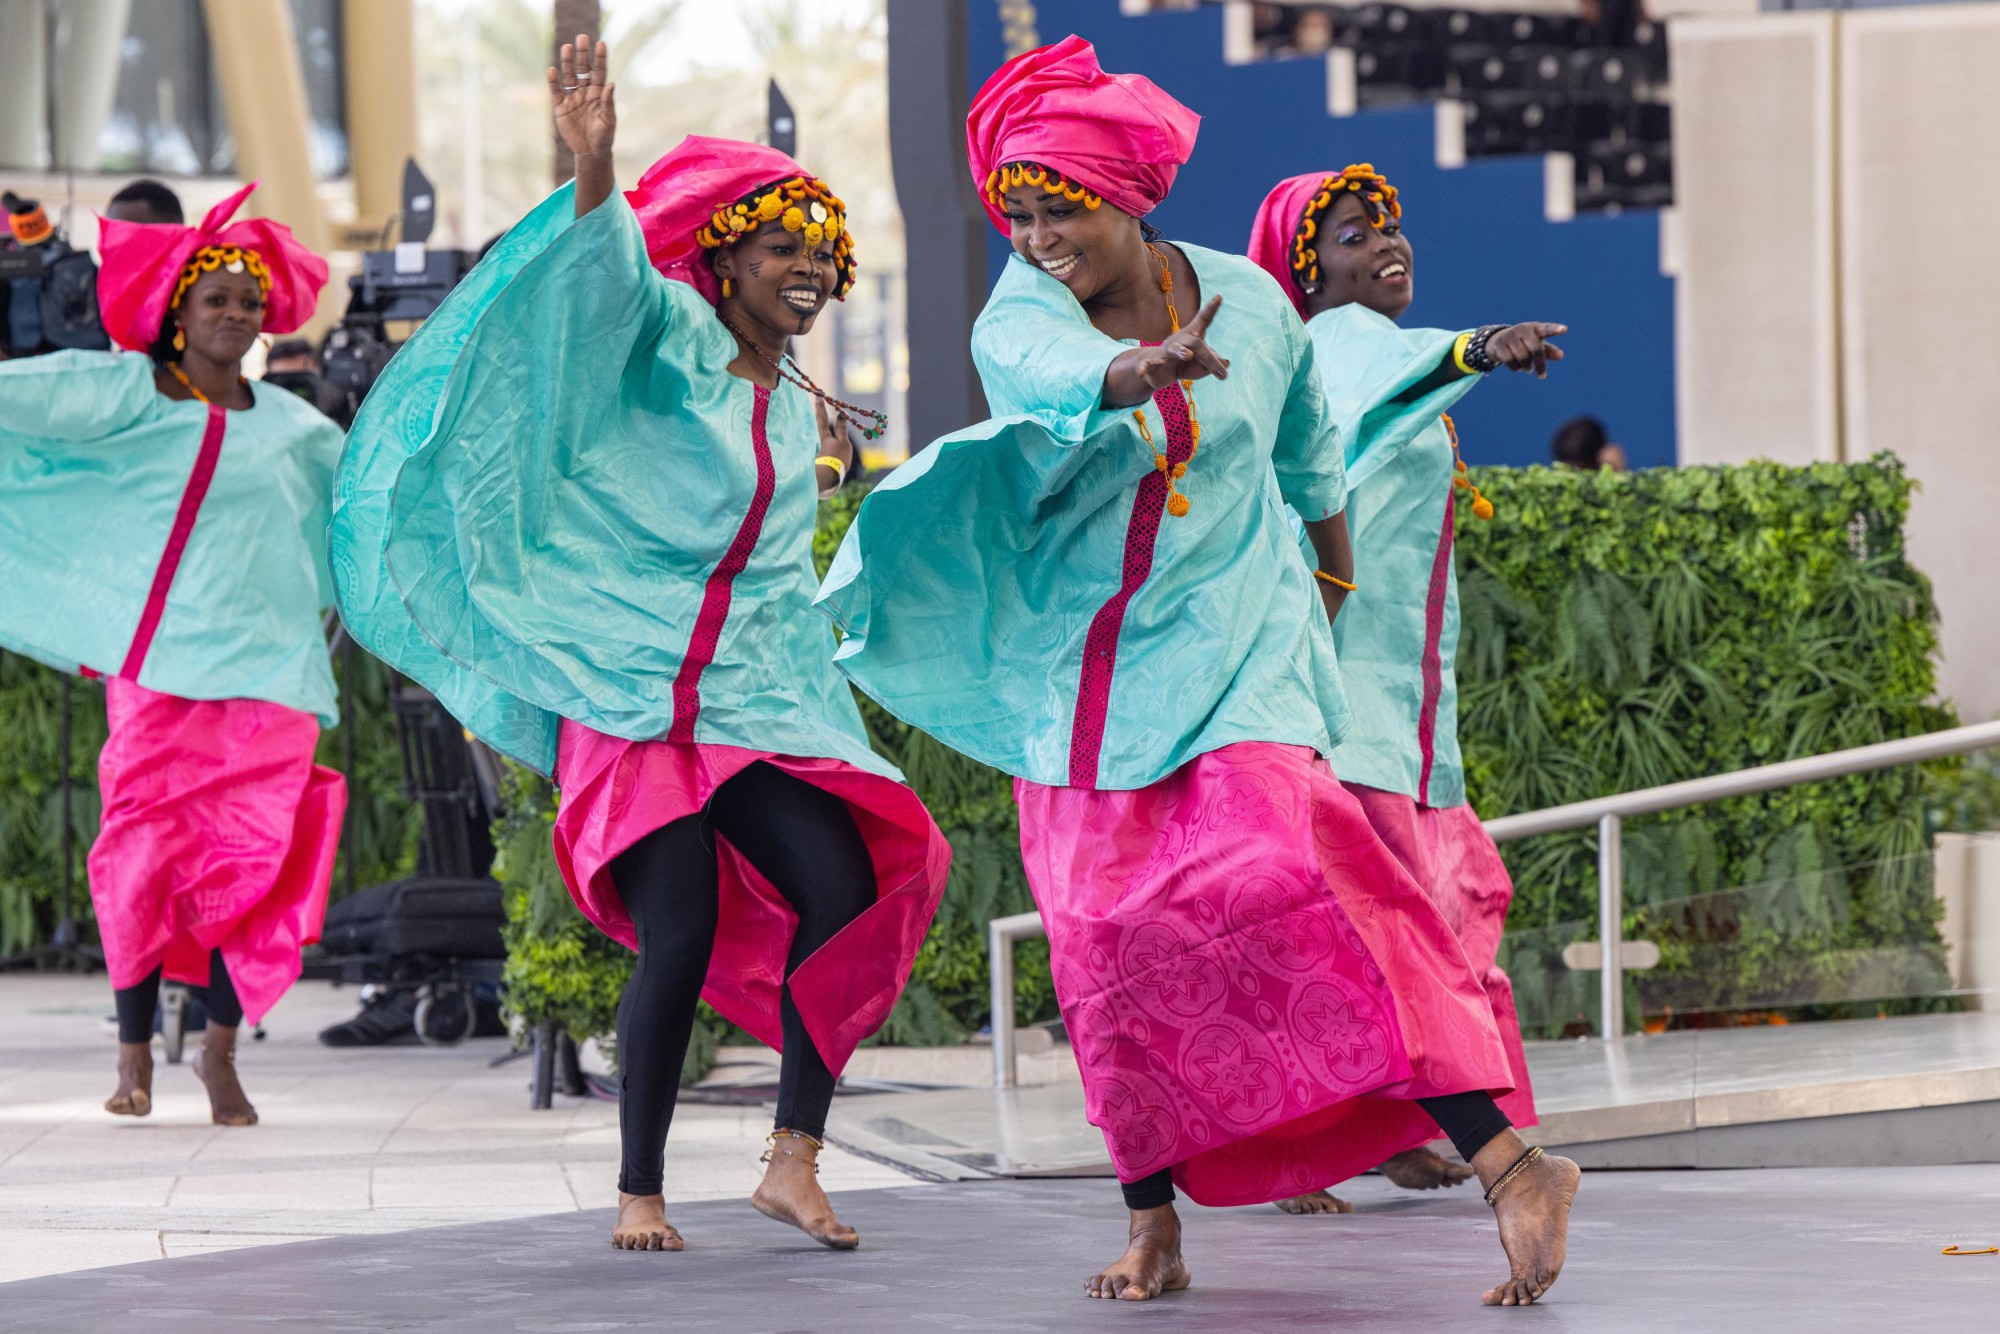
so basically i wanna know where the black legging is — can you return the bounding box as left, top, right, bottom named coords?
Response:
left=113, top=950, right=243, bottom=1044
left=1119, top=1091, right=1513, bottom=1210
left=610, top=760, right=877, bottom=1197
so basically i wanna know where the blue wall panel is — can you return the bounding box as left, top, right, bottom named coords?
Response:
left=968, top=0, right=1677, bottom=468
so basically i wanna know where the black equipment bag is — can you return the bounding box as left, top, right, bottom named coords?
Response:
left=319, top=876, right=506, bottom=961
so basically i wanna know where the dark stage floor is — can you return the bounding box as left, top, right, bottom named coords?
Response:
left=6, top=1167, right=1997, bottom=1331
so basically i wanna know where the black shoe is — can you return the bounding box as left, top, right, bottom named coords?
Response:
left=318, top=990, right=422, bottom=1047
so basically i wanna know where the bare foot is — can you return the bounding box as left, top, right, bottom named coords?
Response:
left=104, top=1041, right=153, bottom=1117
left=750, top=1130, right=858, bottom=1250
left=1274, top=1189, right=1354, bottom=1214
left=1380, top=1146, right=1475, bottom=1191
left=1469, top=1131, right=1581, bottom=1306
left=611, top=1192, right=684, bottom=1251
left=189, top=1025, right=257, bottom=1126
left=1086, top=1204, right=1192, bottom=1301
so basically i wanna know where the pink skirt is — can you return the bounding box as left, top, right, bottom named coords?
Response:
left=89, top=679, right=346, bottom=1025
left=550, top=723, right=951, bottom=1073
left=1345, top=783, right=1537, bottom=1129
left=1016, top=742, right=1514, bottom=1207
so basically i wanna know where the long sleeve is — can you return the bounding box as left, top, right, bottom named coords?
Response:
left=1270, top=309, right=1346, bottom=522
left=0, top=350, right=159, bottom=441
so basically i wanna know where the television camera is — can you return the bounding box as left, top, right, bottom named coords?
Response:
left=1, top=191, right=111, bottom=359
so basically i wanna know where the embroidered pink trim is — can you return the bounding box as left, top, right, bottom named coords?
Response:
left=119, top=403, right=227, bottom=681
left=1068, top=375, right=1196, bottom=788
left=1415, top=488, right=1455, bottom=804
left=668, top=385, right=777, bottom=743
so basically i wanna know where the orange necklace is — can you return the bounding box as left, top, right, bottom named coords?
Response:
left=167, top=361, right=248, bottom=407
left=1443, top=414, right=1495, bottom=520
left=1132, top=243, right=1203, bottom=518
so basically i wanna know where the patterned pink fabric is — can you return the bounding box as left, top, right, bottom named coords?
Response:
left=669, top=386, right=777, bottom=742
left=89, top=679, right=346, bottom=1024
left=550, top=725, right=952, bottom=1073
left=1069, top=378, right=1194, bottom=786
left=1345, top=782, right=1537, bottom=1128
left=1016, top=742, right=1514, bottom=1206
left=96, top=181, right=329, bottom=353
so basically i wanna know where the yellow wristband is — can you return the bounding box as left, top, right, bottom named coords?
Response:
left=1452, top=330, right=1476, bottom=376
left=814, top=454, right=848, bottom=485
left=1313, top=569, right=1356, bottom=592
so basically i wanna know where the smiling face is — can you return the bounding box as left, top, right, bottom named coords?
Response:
left=1000, top=182, right=1143, bottom=305
left=173, top=265, right=266, bottom=366
left=1303, top=190, right=1414, bottom=321
left=712, top=218, right=838, bottom=337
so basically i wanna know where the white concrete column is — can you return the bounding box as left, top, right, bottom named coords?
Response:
left=0, top=2, right=50, bottom=170
left=48, top=0, right=132, bottom=173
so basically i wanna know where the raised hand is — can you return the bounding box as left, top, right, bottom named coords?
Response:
left=1133, top=294, right=1230, bottom=391
left=814, top=398, right=855, bottom=475
left=1485, top=322, right=1567, bottom=378
left=549, top=35, right=616, bottom=162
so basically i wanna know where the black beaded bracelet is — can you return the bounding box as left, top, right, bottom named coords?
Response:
left=1462, top=324, right=1508, bottom=374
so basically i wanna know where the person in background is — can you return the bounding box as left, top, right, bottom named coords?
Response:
left=1551, top=415, right=1627, bottom=471
left=1248, top=163, right=1564, bottom=1215
left=104, top=179, right=185, bottom=227
left=0, top=183, right=347, bottom=1126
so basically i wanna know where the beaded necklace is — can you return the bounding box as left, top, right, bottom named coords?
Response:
left=717, top=313, right=888, bottom=441
left=1133, top=244, right=1202, bottom=517
left=1443, top=414, right=1495, bottom=520
left=166, top=361, right=249, bottom=407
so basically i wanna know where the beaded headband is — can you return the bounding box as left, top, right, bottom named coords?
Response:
left=170, top=244, right=273, bottom=311
left=695, top=176, right=856, bottom=299
left=1291, top=164, right=1402, bottom=292
left=984, top=161, right=1104, bottom=216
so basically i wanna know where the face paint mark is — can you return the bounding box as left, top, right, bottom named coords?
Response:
left=746, top=260, right=766, bottom=278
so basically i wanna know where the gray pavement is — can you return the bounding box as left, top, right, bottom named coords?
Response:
left=5, top=1166, right=1998, bottom=1331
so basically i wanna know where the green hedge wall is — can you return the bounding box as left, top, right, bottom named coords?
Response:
left=1460, top=456, right=1960, bottom=1034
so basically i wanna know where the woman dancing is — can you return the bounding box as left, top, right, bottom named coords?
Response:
left=1247, top=166, right=1565, bottom=1213
left=331, top=37, right=949, bottom=1254
left=821, top=38, right=1577, bottom=1306
left=0, top=185, right=347, bottom=1126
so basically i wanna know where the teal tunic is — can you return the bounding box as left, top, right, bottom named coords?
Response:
left=329, top=185, right=900, bottom=782
left=820, top=245, right=1348, bottom=791
left=0, top=351, right=341, bottom=722
left=1305, top=304, right=1481, bottom=808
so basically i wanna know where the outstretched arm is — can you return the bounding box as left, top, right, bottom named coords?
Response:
left=550, top=35, right=618, bottom=218
left=1100, top=295, right=1231, bottom=409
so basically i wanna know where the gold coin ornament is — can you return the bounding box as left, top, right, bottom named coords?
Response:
left=810, top=201, right=828, bottom=224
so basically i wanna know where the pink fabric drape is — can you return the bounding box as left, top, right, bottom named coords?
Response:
left=96, top=182, right=328, bottom=353
left=1246, top=171, right=1326, bottom=317
left=965, top=34, right=1200, bottom=232
left=623, top=135, right=833, bottom=304
left=1345, top=782, right=1538, bottom=1128
left=89, top=679, right=345, bottom=1024
left=550, top=725, right=951, bottom=1073
left=1016, top=742, right=1514, bottom=1206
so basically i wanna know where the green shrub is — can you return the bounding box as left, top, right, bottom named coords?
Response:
left=1461, top=457, right=1959, bottom=1033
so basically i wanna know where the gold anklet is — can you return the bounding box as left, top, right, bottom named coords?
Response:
left=761, top=1129, right=825, bottom=1174
left=1483, top=1145, right=1542, bottom=1207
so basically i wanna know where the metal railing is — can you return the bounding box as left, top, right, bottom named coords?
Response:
left=987, top=719, right=2000, bottom=1086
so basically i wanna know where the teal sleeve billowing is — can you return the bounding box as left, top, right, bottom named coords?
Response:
left=1307, top=304, right=1479, bottom=487
left=0, top=351, right=341, bottom=720
left=1272, top=309, right=1346, bottom=522
left=821, top=247, right=1348, bottom=789
left=333, top=184, right=900, bottom=784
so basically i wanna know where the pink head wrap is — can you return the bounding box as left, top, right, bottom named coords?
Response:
left=96, top=182, right=329, bottom=354
left=623, top=134, right=851, bottom=307
left=1248, top=172, right=1331, bottom=317
left=965, top=34, right=1200, bottom=234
